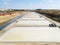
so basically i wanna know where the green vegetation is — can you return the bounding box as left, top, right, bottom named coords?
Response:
left=35, top=9, right=60, bottom=22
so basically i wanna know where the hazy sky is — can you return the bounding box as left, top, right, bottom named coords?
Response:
left=0, top=0, right=60, bottom=9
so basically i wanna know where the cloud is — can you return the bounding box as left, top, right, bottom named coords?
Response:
left=1, top=0, right=60, bottom=9
left=43, top=0, right=54, bottom=3
left=2, top=0, right=12, bottom=5
left=48, top=0, right=54, bottom=3
left=3, top=1, right=7, bottom=5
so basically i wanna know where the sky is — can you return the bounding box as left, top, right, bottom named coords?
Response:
left=0, top=0, right=60, bottom=9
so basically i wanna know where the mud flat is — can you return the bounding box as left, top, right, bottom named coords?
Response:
left=0, top=12, right=25, bottom=36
